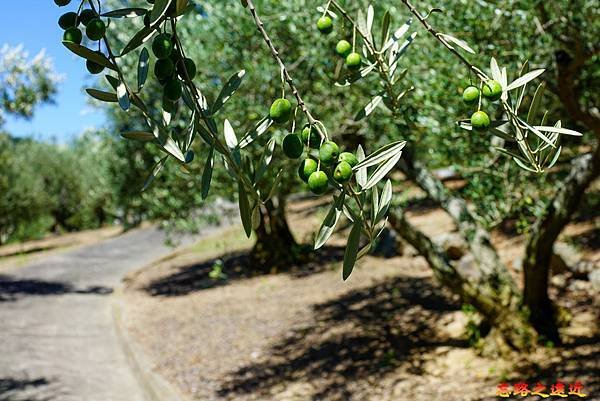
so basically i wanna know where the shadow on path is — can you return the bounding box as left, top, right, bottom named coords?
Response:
left=217, top=275, right=466, bottom=400
left=144, top=245, right=346, bottom=297
left=0, top=377, right=54, bottom=401
left=0, top=275, right=112, bottom=302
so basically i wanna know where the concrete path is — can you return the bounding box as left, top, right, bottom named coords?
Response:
left=0, top=227, right=195, bottom=401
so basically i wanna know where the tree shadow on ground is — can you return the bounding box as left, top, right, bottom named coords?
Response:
left=143, top=245, right=345, bottom=297
left=0, top=377, right=54, bottom=401
left=0, top=275, right=112, bottom=302
left=474, top=334, right=600, bottom=401
left=217, top=275, right=467, bottom=401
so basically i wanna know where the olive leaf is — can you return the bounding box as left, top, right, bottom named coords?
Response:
left=63, top=42, right=117, bottom=71
left=355, top=95, right=383, bottom=121
left=355, top=145, right=367, bottom=188
left=121, top=131, right=154, bottom=141
left=363, top=151, right=402, bottom=190
left=117, top=81, right=130, bottom=111
left=314, top=194, right=345, bottom=250
left=238, top=182, right=253, bottom=238
left=223, top=119, right=238, bottom=149
left=353, top=140, right=406, bottom=170
left=533, top=126, right=583, bottom=136
left=121, top=27, right=154, bottom=56
left=137, top=48, right=150, bottom=91
left=101, top=8, right=147, bottom=18
left=506, top=69, right=545, bottom=91
left=239, top=116, right=273, bottom=148
left=201, top=147, right=214, bottom=200
left=86, top=89, right=118, bottom=103
left=150, top=0, right=172, bottom=25
left=142, top=156, right=168, bottom=192
left=342, top=221, right=362, bottom=281
left=439, top=33, right=475, bottom=54
left=381, top=19, right=412, bottom=53
left=212, top=70, right=246, bottom=115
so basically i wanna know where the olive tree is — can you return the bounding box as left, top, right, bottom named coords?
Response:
left=55, top=0, right=590, bottom=350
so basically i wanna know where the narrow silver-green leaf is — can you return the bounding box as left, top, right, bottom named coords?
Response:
left=121, top=27, right=154, bottom=56
left=224, top=119, right=238, bottom=148
left=142, top=156, right=168, bottom=191
left=506, top=69, right=545, bottom=91
left=201, top=147, right=214, bottom=199
left=355, top=95, right=383, bottom=121
left=238, top=183, right=253, bottom=238
left=137, top=48, right=149, bottom=91
left=121, top=131, right=154, bottom=141
left=533, top=125, right=583, bottom=136
left=314, top=194, right=345, bottom=250
left=255, top=137, right=276, bottom=182
left=375, top=179, right=392, bottom=223
left=380, top=10, right=390, bottom=49
left=363, top=152, right=402, bottom=190
left=265, top=169, right=283, bottom=202
left=212, top=70, right=246, bottom=114
left=86, top=89, right=118, bottom=103
left=381, top=19, right=412, bottom=53
left=101, top=8, right=147, bottom=18
left=513, top=157, right=538, bottom=172
left=150, top=0, right=171, bottom=24
left=63, top=42, right=117, bottom=71
left=342, top=222, right=362, bottom=281
left=546, top=146, right=562, bottom=169
left=161, top=136, right=185, bottom=162
left=117, top=81, right=130, bottom=111
left=353, top=140, right=406, bottom=170
left=239, top=116, right=273, bottom=148
left=439, top=33, right=475, bottom=54
left=356, top=145, right=367, bottom=188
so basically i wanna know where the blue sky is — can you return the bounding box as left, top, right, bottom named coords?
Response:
left=1, top=1, right=107, bottom=142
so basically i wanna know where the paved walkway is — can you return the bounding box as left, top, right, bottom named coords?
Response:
left=0, top=227, right=194, bottom=401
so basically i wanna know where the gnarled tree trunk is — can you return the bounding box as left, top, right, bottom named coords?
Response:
left=250, top=195, right=300, bottom=272
left=390, top=145, right=535, bottom=350
left=523, top=145, right=600, bottom=340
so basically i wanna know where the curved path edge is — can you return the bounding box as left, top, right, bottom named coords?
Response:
left=112, top=286, right=188, bottom=401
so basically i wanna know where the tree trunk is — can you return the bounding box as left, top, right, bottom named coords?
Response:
left=249, top=195, right=300, bottom=272
left=388, top=210, right=535, bottom=351
left=391, top=145, right=535, bottom=350
left=523, top=145, right=600, bottom=340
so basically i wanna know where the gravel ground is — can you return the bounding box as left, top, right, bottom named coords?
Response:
left=121, top=206, right=599, bottom=401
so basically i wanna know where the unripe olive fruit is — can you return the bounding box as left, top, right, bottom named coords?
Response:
left=63, top=28, right=83, bottom=44
left=316, top=16, right=333, bottom=34
left=471, top=111, right=491, bottom=131
left=80, top=9, right=98, bottom=26
left=269, top=98, right=292, bottom=124
left=54, top=0, right=71, bottom=6
left=58, top=12, right=78, bottom=30
left=345, top=52, right=361, bottom=70
left=333, top=161, right=353, bottom=183
left=154, top=59, right=175, bottom=80
left=152, top=34, right=174, bottom=59
left=319, top=141, right=340, bottom=165
left=163, top=79, right=182, bottom=101
left=282, top=134, right=303, bottom=159
left=298, top=158, right=318, bottom=183
left=177, top=58, right=197, bottom=80
left=301, top=125, right=320, bottom=149
left=482, top=80, right=502, bottom=101
left=462, top=86, right=480, bottom=105
left=335, top=40, right=352, bottom=58
left=162, top=95, right=177, bottom=113
left=86, top=18, right=106, bottom=41
left=308, top=171, right=329, bottom=195
left=338, top=152, right=358, bottom=168
left=86, top=53, right=105, bottom=75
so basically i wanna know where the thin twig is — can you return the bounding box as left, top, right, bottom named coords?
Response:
left=244, top=0, right=319, bottom=129
left=399, top=0, right=488, bottom=81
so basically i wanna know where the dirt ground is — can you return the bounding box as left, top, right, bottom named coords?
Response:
left=121, top=198, right=599, bottom=401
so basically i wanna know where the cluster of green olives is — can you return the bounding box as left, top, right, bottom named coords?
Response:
left=462, top=79, right=503, bottom=131
left=56, top=0, right=107, bottom=74
left=151, top=34, right=197, bottom=112
left=316, top=15, right=362, bottom=71
left=269, top=98, right=357, bottom=195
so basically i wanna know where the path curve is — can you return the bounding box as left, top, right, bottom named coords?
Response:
left=0, top=226, right=195, bottom=401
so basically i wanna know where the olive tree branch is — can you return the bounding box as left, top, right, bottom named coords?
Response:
left=399, top=0, right=488, bottom=81
left=243, top=0, right=321, bottom=132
